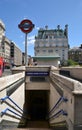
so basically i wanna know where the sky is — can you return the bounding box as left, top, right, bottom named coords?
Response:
left=0, top=0, right=82, bottom=56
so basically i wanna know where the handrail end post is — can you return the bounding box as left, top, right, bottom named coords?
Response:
left=0, top=112, right=4, bottom=117
left=62, top=110, right=68, bottom=116
left=0, top=99, right=3, bottom=104
left=63, top=97, right=68, bottom=102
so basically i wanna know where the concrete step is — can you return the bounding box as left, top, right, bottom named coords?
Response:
left=1, top=120, right=51, bottom=130
left=0, top=120, right=26, bottom=129
left=27, top=121, right=49, bottom=128
left=4, top=128, right=51, bottom=130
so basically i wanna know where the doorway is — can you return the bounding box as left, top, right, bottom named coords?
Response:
left=25, top=90, right=49, bottom=120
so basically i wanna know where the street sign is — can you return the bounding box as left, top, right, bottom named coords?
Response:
left=26, top=71, right=49, bottom=76
left=18, top=19, right=34, bottom=33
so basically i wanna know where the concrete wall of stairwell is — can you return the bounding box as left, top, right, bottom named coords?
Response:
left=25, top=81, right=50, bottom=90
left=26, top=66, right=50, bottom=72
left=11, top=66, right=59, bottom=75
left=50, top=65, right=59, bottom=74
left=0, top=72, right=25, bottom=123
left=66, top=93, right=82, bottom=130
left=12, top=66, right=25, bottom=74
left=60, top=67, right=82, bottom=81
left=48, top=83, right=65, bottom=125
left=73, top=93, right=82, bottom=124
left=50, top=71, right=82, bottom=130
left=25, top=66, right=59, bottom=91
left=25, top=66, right=59, bottom=90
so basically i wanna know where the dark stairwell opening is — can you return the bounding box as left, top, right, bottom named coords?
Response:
left=25, top=90, right=49, bottom=128
left=25, top=90, right=49, bottom=120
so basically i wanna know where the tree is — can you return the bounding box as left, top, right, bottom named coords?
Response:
left=67, top=59, right=78, bottom=66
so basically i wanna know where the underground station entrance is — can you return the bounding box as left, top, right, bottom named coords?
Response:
left=25, top=90, right=49, bottom=121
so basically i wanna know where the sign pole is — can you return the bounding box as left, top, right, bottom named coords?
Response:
left=25, top=33, right=28, bottom=66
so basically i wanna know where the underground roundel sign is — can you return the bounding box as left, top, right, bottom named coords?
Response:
left=18, top=19, right=34, bottom=33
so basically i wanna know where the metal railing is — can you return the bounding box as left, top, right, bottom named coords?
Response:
left=48, top=109, right=68, bottom=120
left=0, top=96, right=26, bottom=113
left=0, top=96, right=28, bottom=120
left=1, top=108, right=22, bottom=118
left=47, top=96, right=68, bottom=120
left=48, top=96, right=68, bottom=115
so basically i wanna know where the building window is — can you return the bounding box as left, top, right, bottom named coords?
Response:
left=37, top=50, right=39, bottom=53
left=43, top=50, right=46, bottom=52
left=49, top=44, right=52, bottom=47
left=44, top=44, right=46, bottom=47
left=45, top=35, right=48, bottom=39
left=48, top=49, right=53, bottom=53
left=49, top=36, right=52, bottom=39
left=62, top=54, right=64, bottom=59
left=56, top=44, right=58, bottom=47
left=62, top=44, right=64, bottom=47
left=37, top=44, right=39, bottom=47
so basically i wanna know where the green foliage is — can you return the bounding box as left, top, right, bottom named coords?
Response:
left=67, top=59, right=79, bottom=66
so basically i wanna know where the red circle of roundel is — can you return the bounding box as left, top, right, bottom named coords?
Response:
left=19, top=19, right=33, bottom=33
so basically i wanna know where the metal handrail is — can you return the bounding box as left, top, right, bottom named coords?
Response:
left=0, top=108, right=27, bottom=119
left=0, top=96, right=27, bottom=114
left=48, top=96, right=68, bottom=115
left=0, top=108, right=22, bottom=117
left=47, top=109, right=68, bottom=120
left=2, top=100, right=23, bottom=115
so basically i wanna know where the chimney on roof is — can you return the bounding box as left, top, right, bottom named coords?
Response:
left=64, top=24, right=68, bottom=38
left=79, top=44, right=82, bottom=49
left=65, top=24, right=68, bottom=30
left=57, top=25, right=60, bottom=30
left=45, top=25, right=48, bottom=30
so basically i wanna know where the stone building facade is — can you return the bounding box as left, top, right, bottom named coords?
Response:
left=0, top=19, right=23, bottom=67
left=10, top=42, right=22, bottom=66
left=34, top=25, right=69, bottom=65
left=0, top=20, right=5, bottom=58
left=0, top=20, right=11, bottom=67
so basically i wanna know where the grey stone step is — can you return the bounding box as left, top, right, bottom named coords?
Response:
left=27, top=121, right=49, bottom=128
left=3, top=128, right=51, bottom=130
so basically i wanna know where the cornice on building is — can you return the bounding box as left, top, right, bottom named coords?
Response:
left=35, top=25, right=68, bottom=39
left=11, top=41, right=22, bottom=52
left=0, top=19, right=5, bottom=31
left=4, top=36, right=11, bottom=45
